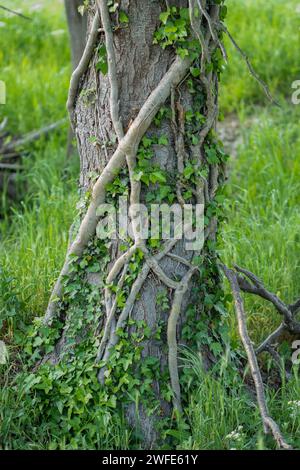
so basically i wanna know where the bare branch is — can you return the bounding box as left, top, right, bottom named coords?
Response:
left=2, top=120, right=67, bottom=153
left=234, top=265, right=300, bottom=333
left=235, top=265, right=292, bottom=320
left=256, top=324, right=286, bottom=355
left=220, top=24, right=280, bottom=107
left=222, top=265, right=291, bottom=450
left=0, top=5, right=31, bottom=21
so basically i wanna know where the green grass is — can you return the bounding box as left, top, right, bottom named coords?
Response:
left=221, top=105, right=300, bottom=345
left=0, top=139, right=77, bottom=323
left=0, top=0, right=77, bottom=329
left=179, top=351, right=300, bottom=450
left=221, top=0, right=300, bottom=113
left=0, top=0, right=70, bottom=133
left=1, top=0, right=300, bottom=451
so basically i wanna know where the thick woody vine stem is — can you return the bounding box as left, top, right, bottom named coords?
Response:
left=67, top=11, right=101, bottom=125
left=171, top=89, right=189, bottom=207
left=46, top=0, right=226, bottom=412
left=196, top=0, right=227, bottom=62
left=168, top=268, right=197, bottom=412
left=97, top=0, right=123, bottom=140
left=0, top=4, right=31, bottom=20
left=189, top=0, right=220, bottom=204
left=97, top=262, right=128, bottom=362
left=222, top=265, right=292, bottom=450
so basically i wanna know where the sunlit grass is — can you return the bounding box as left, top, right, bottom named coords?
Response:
left=221, top=0, right=300, bottom=113
left=0, top=137, right=77, bottom=323
left=179, top=351, right=300, bottom=450
left=0, top=0, right=76, bottom=325
left=0, top=0, right=70, bottom=133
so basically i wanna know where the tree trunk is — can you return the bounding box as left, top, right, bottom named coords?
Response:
left=38, top=0, right=227, bottom=448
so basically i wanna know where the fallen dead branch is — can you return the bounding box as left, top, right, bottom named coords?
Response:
left=1, top=119, right=67, bottom=154
left=0, top=119, right=67, bottom=201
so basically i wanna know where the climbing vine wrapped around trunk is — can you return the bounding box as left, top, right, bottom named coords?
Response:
left=25, top=0, right=289, bottom=449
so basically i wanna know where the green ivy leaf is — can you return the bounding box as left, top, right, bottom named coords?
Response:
left=119, top=11, right=129, bottom=23
left=190, top=67, right=201, bottom=78
left=159, top=11, right=170, bottom=24
left=176, top=47, right=189, bottom=59
left=158, top=135, right=169, bottom=146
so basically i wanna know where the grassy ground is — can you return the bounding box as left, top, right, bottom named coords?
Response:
left=0, top=0, right=300, bottom=450
left=0, top=0, right=77, bottom=321
left=221, top=0, right=300, bottom=113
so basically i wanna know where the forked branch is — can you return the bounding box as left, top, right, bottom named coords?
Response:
left=222, top=265, right=292, bottom=450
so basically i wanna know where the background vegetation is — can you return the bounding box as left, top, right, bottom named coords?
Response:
left=0, top=0, right=299, bottom=449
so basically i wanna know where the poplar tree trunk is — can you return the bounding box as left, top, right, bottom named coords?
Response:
left=43, top=0, right=226, bottom=448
